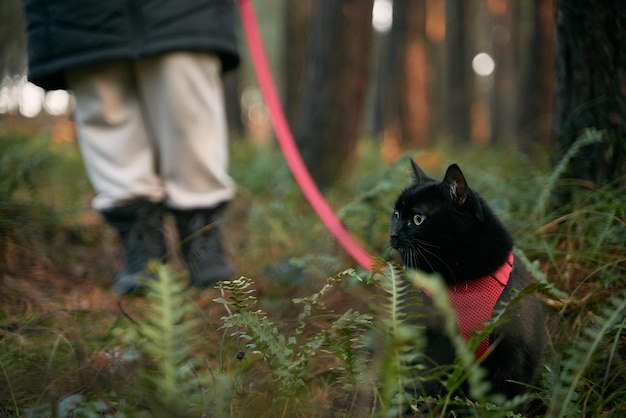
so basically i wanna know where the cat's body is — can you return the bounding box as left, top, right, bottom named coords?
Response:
left=389, top=160, right=545, bottom=401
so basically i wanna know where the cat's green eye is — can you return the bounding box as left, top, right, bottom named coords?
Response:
left=413, top=213, right=425, bottom=225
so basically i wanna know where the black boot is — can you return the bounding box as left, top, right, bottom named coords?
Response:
left=171, top=204, right=235, bottom=288
left=101, top=199, right=166, bottom=295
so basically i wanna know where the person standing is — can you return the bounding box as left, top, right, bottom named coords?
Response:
left=22, top=0, right=240, bottom=294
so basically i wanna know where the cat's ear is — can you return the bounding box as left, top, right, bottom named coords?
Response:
left=409, top=159, right=431, bottom=184
left=443, top=164, right=468, bottom=206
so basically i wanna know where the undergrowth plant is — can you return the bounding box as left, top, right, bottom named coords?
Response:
left=546, top=289, right=626, bottom=418
left=1, top=130, right=54, bottom=275
left=2, top=129, right=625, bottom=417
left=124, top=262, right=236, bottom=418
left=368, top=259, right=424, bottom=416
left=215, top=270, right=373, bottom=411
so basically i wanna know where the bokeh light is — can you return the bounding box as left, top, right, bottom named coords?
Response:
left=472, top=52, right=495, bottom=76
left=19, top=81, right=45, bottom=118
left=44, top=90, right=71, bottom=116
left=372, top=0, right=393, bottom=34
left=0, top=76, right=72, bottom=117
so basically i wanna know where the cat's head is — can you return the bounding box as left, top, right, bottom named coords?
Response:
left=390, top=160, right=511, bottom=282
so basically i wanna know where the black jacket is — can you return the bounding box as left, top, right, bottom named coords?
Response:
left=23, top=0, right=240, bottom=90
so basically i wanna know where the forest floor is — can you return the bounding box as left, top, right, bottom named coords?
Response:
left=1, top=128, right=625, bottom=417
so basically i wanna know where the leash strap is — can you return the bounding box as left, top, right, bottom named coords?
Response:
left=238, top=0, right=372, bottom=270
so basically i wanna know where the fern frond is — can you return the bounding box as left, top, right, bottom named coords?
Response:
left=220, top=310, right=308, bottom=398
left=548, top=289, right=626, bottom=418
left=370, top=260, right=430, bottom=416
left=326, top=308, right=373, bottom=389
left=513, top=247, right=570, bottom=300
left=369, top=258, right=412, bottom=333
left=214, top=276, right=258, bottom=313
left=293, top=268, right=362, bottom=336
left=221, top=311, right=292, bottom=365
left=406, top=270, right=491, bottom=403
left=217, top=270, right=374, bottom=404
left=532, top=128, right=603, bottom=219
left=125, top=262, right=219, bottom=417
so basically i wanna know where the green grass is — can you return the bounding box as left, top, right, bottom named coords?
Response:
left=0, top=128, right=624, bottom=416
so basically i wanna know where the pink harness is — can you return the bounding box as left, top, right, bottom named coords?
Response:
left=446, top=253, right=514, bottom=359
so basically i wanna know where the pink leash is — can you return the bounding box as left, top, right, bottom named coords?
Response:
left=238, top=0, right=372, bottom=270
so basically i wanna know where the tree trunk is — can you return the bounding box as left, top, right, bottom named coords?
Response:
left=0, top=0, right=27, bottom=77
left=444, top=0, right=471, bottom=143
left=516, top=0, right=554, bottom=154
left=424, top=0, right=446, bottom=141
left=284, top=0, right=317, bottom=127
left=295, top=0, right=374, bottom=189
left=372, top=28, right=397, bottom=138
left=489, top=0, right=518, bottom=144
left=398, top=0, right=430, bottom=147
left=377, top=0, right=430, bottom=149
left=553, top=0, right=626, bottom=187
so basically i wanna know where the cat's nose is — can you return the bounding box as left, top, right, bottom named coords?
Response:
left=389, top=232, right=399, bottom=248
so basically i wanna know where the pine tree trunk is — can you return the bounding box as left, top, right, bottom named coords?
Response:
left=295, top=0, right=374, bottom=189
left=378, top=0, right=430, bottom=149
left=284, top=0, right=317, bottom=128
left=489, top=0, right=518, bottom=144
left=444, top=0, right=471, bottom=143
left=0, top=0, right=27, bottom=77
left=516, top=0, right=554, bottom=154
left=398, top=0, right=430, bottom=147
left=553, top=0, right=626, bottom=187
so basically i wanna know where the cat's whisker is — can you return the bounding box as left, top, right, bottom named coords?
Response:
left=411, top=243, right=457, bottom=284
left=406, top=247, right=423, bottom=270
left=412, top=247, right=431, bottom=270
left=414, top=239, right=442, bottom=249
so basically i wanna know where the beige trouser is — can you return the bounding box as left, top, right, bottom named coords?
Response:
left=67, top=52, right=234, bottom=211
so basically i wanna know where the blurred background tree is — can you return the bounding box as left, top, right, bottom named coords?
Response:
left=284, top=0, right=316, bottom=129
left=443, top=0, right=471, bottom=144
left=382, top=0, right=431, bottom=149
left=553, top=0, right=626, bottom=188
left=294, top=0, right=374, bottom=190
left=516, top=0, right=554, bottom=154
left=0, top=0, right=26, bottom=79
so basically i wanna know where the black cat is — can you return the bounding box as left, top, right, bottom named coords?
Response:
left=389, top=160, right=545, bottom=402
